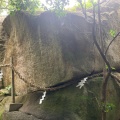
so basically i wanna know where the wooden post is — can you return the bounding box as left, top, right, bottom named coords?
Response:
left=11, top=57, right=15, bottom=103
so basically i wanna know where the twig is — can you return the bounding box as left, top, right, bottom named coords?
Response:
left=92, top=5, right=111, bottom=71
left=111, top=73, right=120, bottom=83
left=78, top=0, right=86, bottom=18
left=101, top=72, right=110, bottom=120
left=105, top=32, right=120, bottom=55
left=84, top=0, right=87, bottom=18
left=88, top=90, right=101, bottom=108
left=98, top=0, right=104, bottom=52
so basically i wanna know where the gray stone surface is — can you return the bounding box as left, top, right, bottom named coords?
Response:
left=2, top=111, right=41, bottom=120
left=0, top=1, right=120, bottom=120
left=14, top=77, right=120, bottom=120
left=2, top=3, right=120, bottom=94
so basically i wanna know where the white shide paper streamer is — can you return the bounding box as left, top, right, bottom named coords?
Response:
left=76, top=77, right=88, bottom=89
left=39, top=91, right=46, bottom=104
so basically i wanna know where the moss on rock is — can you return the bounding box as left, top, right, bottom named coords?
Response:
left=16, top=77, right=120, bottom=120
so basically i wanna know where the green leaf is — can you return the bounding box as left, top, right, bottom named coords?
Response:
left=111, top=67, right=116, bottom=70
left=5, top=85, right=12, bottom=91
left=105, top=65, right=108, bottom=70
left=105, top=65, right=116, bottom=70
left=109, top=29, right=116, bottom=37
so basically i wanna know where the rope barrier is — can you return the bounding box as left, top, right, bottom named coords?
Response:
left=0, top=64, right=103, bottom=92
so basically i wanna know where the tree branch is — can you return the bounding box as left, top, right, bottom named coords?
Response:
left=92, top=3, right=111, bottom=120
left=105, top=32, right=120, bottom=55
left=78, top=0, right=86, bottom=18
left=98, top=0, right=104, bottom=52
left=111, top=73, right=120, bottom=83
left=92, top=5, right=111, bottom=72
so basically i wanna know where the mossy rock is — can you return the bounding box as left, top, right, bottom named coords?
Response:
left=17, top=77, right=120, bottom=120
left=0, top=96, right=11, bottom=120
left=1, top=77, right=120, bottom=120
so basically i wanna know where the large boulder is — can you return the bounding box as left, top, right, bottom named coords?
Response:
left=1, top=76, right=120, bottom=120
left=0, top=1, right=120, bottom=120
left=1, top=0, right=120, bottom=95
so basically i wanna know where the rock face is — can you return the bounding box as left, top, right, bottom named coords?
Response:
left=2, top=111, right=41, bottom=120
left=2, top=11, right=102, bottom=94
left=0, top=16, right=6, bottom=64
left=2, top=0, right=120, bottom=94
left=0, top=16, right=7, bottom=88
left=1, top=77, right=120, bottom=120
left=0, top=0, right=120, bottom=120
left=0, top=16, right=7, bottom=64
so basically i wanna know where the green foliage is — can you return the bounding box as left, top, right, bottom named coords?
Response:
left=78, top=0, right=97, bottom=9
left=0, top=0, right=41, bottom=14
left=0, top=109, right=4, bottom=120
left=82, top=0, right=93, bottom=8
left=90, top=0, right=97, bottom=4
left=105, top=64, right=108, bottom=70
left=44, top=0, right=69, bottom=17
left=44, top=0, right=69, bottom=11
left=66, top=3, right=80, bottom=12
left=0, top=85, right=11, bottom=96
left=9, top=0, right=41, bottom=13
left=105, top=64, right=116, bottom=70
left=5, top=85, right=12, bottom=91
left=102, top=102, right=115, bottom=112
left=66, top=0, right=98, bottom=12
left=0, top=0, right=99, bottom=14
left=84, top=1, right=93, bottom=8
left=0, top=0, right=70, bottom=16
left=111, top=67, right=116, bottom=70
left=109, top=29, right=116, bottom=37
